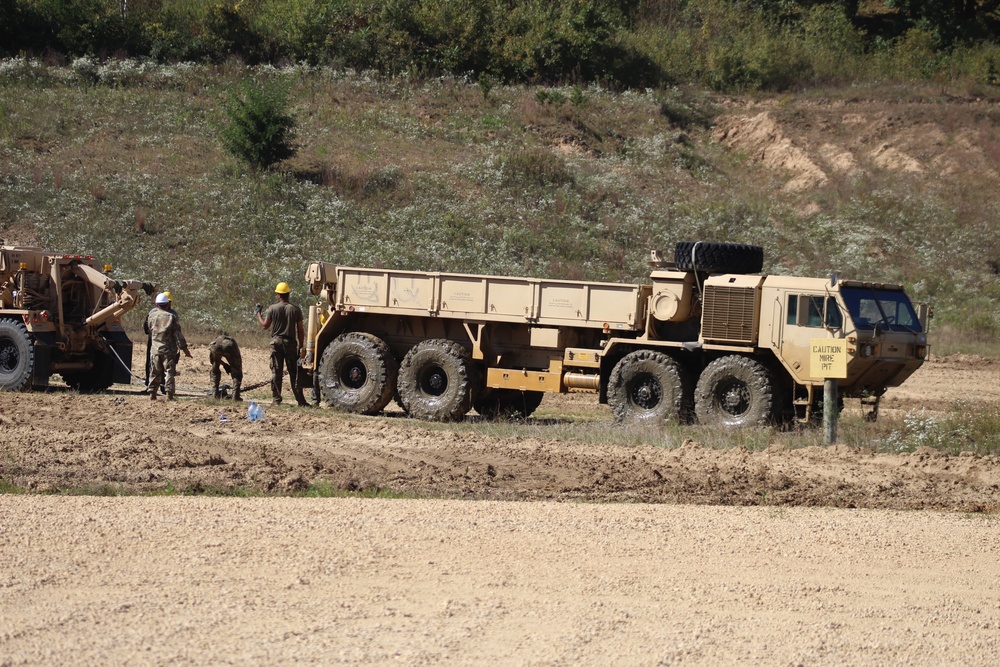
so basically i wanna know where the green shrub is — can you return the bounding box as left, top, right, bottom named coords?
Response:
left=500, top=148, right=574, bottom=190
left=219, top=78, right=297, bottom=171
left=658, top=89, right=712, bottom=130
left=801, top=4, right=864, bottom=84
left=891, top=28, right=944, bottom=80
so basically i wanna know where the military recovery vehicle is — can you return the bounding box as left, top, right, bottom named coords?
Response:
left=0, top=244, right=156, bottom=392
left=299, top=242, right=929, bottom=426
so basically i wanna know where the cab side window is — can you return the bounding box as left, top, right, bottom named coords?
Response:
left=790, top=294, right=842, bottom=329
left=806, top=296, right=824, bottom=327
left=825, top=296, right=843, bottom=328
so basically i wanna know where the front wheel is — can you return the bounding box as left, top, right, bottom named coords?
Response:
left=397, top=339, right=476, bottom=422
left=318, top=332, right=397, bottom=415
left=0, top=319, right=34, bottom=391
left=607, top=349, right=691, bottom=424
left=694, top=355, right=776, bottom=427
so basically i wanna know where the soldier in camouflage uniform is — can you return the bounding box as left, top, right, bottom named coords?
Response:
left=146, top=292, right=192, bottom=400
left=209, top=333, right=243, bottom=401
left=143, top=290, right=178, bottom=394
left=256, top=281, right=310, bottom=406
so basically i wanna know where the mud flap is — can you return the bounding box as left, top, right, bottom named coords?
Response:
left=32, top=342, right=50, bottom=387
left=102, top=331, right=134, bottom=385
left=109, top=341, right=134, bottom=384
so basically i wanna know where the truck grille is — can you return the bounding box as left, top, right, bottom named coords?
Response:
left=702, top=286, right=757, bottom=343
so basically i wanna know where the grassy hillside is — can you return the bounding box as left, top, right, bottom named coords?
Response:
left=2, top=59, right=1000, bottom=352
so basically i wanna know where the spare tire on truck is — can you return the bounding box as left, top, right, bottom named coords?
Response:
left=674, top=241, right=764, bottom=274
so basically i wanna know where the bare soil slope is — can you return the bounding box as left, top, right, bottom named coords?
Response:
left=715, top=98, right=1000, bottom=192
left=2, top=347, right=999, bottom=511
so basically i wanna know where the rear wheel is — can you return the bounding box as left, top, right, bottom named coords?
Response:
left=0, top=320, right=33, bottom=392
left=694, top=355, right=776, bottom=427
left=318, top=332, right=397, bottom=415
left=607, top=349, right=690, bottom=424
left=474, top=388, right=544, bottom=420
left=398, top=339, right=476, bottom=422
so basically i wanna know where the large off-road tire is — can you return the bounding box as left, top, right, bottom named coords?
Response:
left=318, top=332, right=397, bottom=415
left=694, top=355, right=777, bottom=427
left=0, top=319, right=33, bottom=392
left=607, top=349, right=691, bottom=424
left=674, top=241, right=764, bottom=274
left=397, top=339, right=476, bottom=422
left=63, top=351, right=115, bottom=393
left=474, top=388, right=544, bottom=420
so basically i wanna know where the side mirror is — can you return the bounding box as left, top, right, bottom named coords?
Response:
left=874, top=322, right=884, bottom=338
left=916, top=303, right=933, bottom=331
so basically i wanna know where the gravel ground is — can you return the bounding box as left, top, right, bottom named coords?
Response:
left=2, top=497, right=999, bottom=665
left=3, top=351, right=1000, bottom=664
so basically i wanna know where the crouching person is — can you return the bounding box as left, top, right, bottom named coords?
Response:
left=209, top=334, right=243, bottom=401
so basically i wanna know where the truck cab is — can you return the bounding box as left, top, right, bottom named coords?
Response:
left=758, top=276, right=928, bottom=416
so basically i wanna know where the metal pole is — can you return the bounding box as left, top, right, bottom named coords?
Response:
left=823, top=378, right=838, bottom=445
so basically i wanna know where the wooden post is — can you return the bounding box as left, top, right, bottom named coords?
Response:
left=823, top=378, right=838, bottom=445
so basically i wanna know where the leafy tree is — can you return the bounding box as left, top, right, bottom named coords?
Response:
left=26, top=0, right=138, bottom=56
left=219, top=80, right=297, bottom=171
left=0, top=0, right=19, bottom=55
left=500, top=0, right=632, bottom=81
left=884, top=0, right=1000, bottom=46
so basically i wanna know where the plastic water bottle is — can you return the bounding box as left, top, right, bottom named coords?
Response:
left=247, top=401, right=259, bottom=422
left=255, top=403, right=266, bottom=422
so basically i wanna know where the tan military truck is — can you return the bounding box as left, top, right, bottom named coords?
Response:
left=0, top=244, right=156, bottom=392
left=300, top=242, right=928, bottom=426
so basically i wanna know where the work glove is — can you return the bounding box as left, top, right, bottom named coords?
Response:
left=222, top=362, right=232, bottom=374
left=255, top=303, right=263, bottom=314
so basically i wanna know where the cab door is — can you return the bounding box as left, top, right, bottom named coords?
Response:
left=778, top=292, right=843, bottom=384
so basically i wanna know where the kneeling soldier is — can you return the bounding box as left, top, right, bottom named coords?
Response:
left=209, top=334, right=243, bottom=401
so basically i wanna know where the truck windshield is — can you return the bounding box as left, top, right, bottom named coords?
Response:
left=840, top=286, right=922, bottom=333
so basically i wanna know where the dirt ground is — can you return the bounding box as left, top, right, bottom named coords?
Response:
left=2, top=346, right=1000, bottom=510
left=2, top=349, right=1000, bottom=664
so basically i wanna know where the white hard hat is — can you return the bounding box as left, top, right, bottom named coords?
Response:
left=155, top=292, right=170, bottom=305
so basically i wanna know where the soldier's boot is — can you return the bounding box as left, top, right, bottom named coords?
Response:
left=166, top=392, right=175, bottom=401
left=292, top=373, right=310, bottom=407
left=232, top=379, right=242, bottom=402
left=212, top=384, right=222, bottom=399
left=294, top=385, right=310, bottom=407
